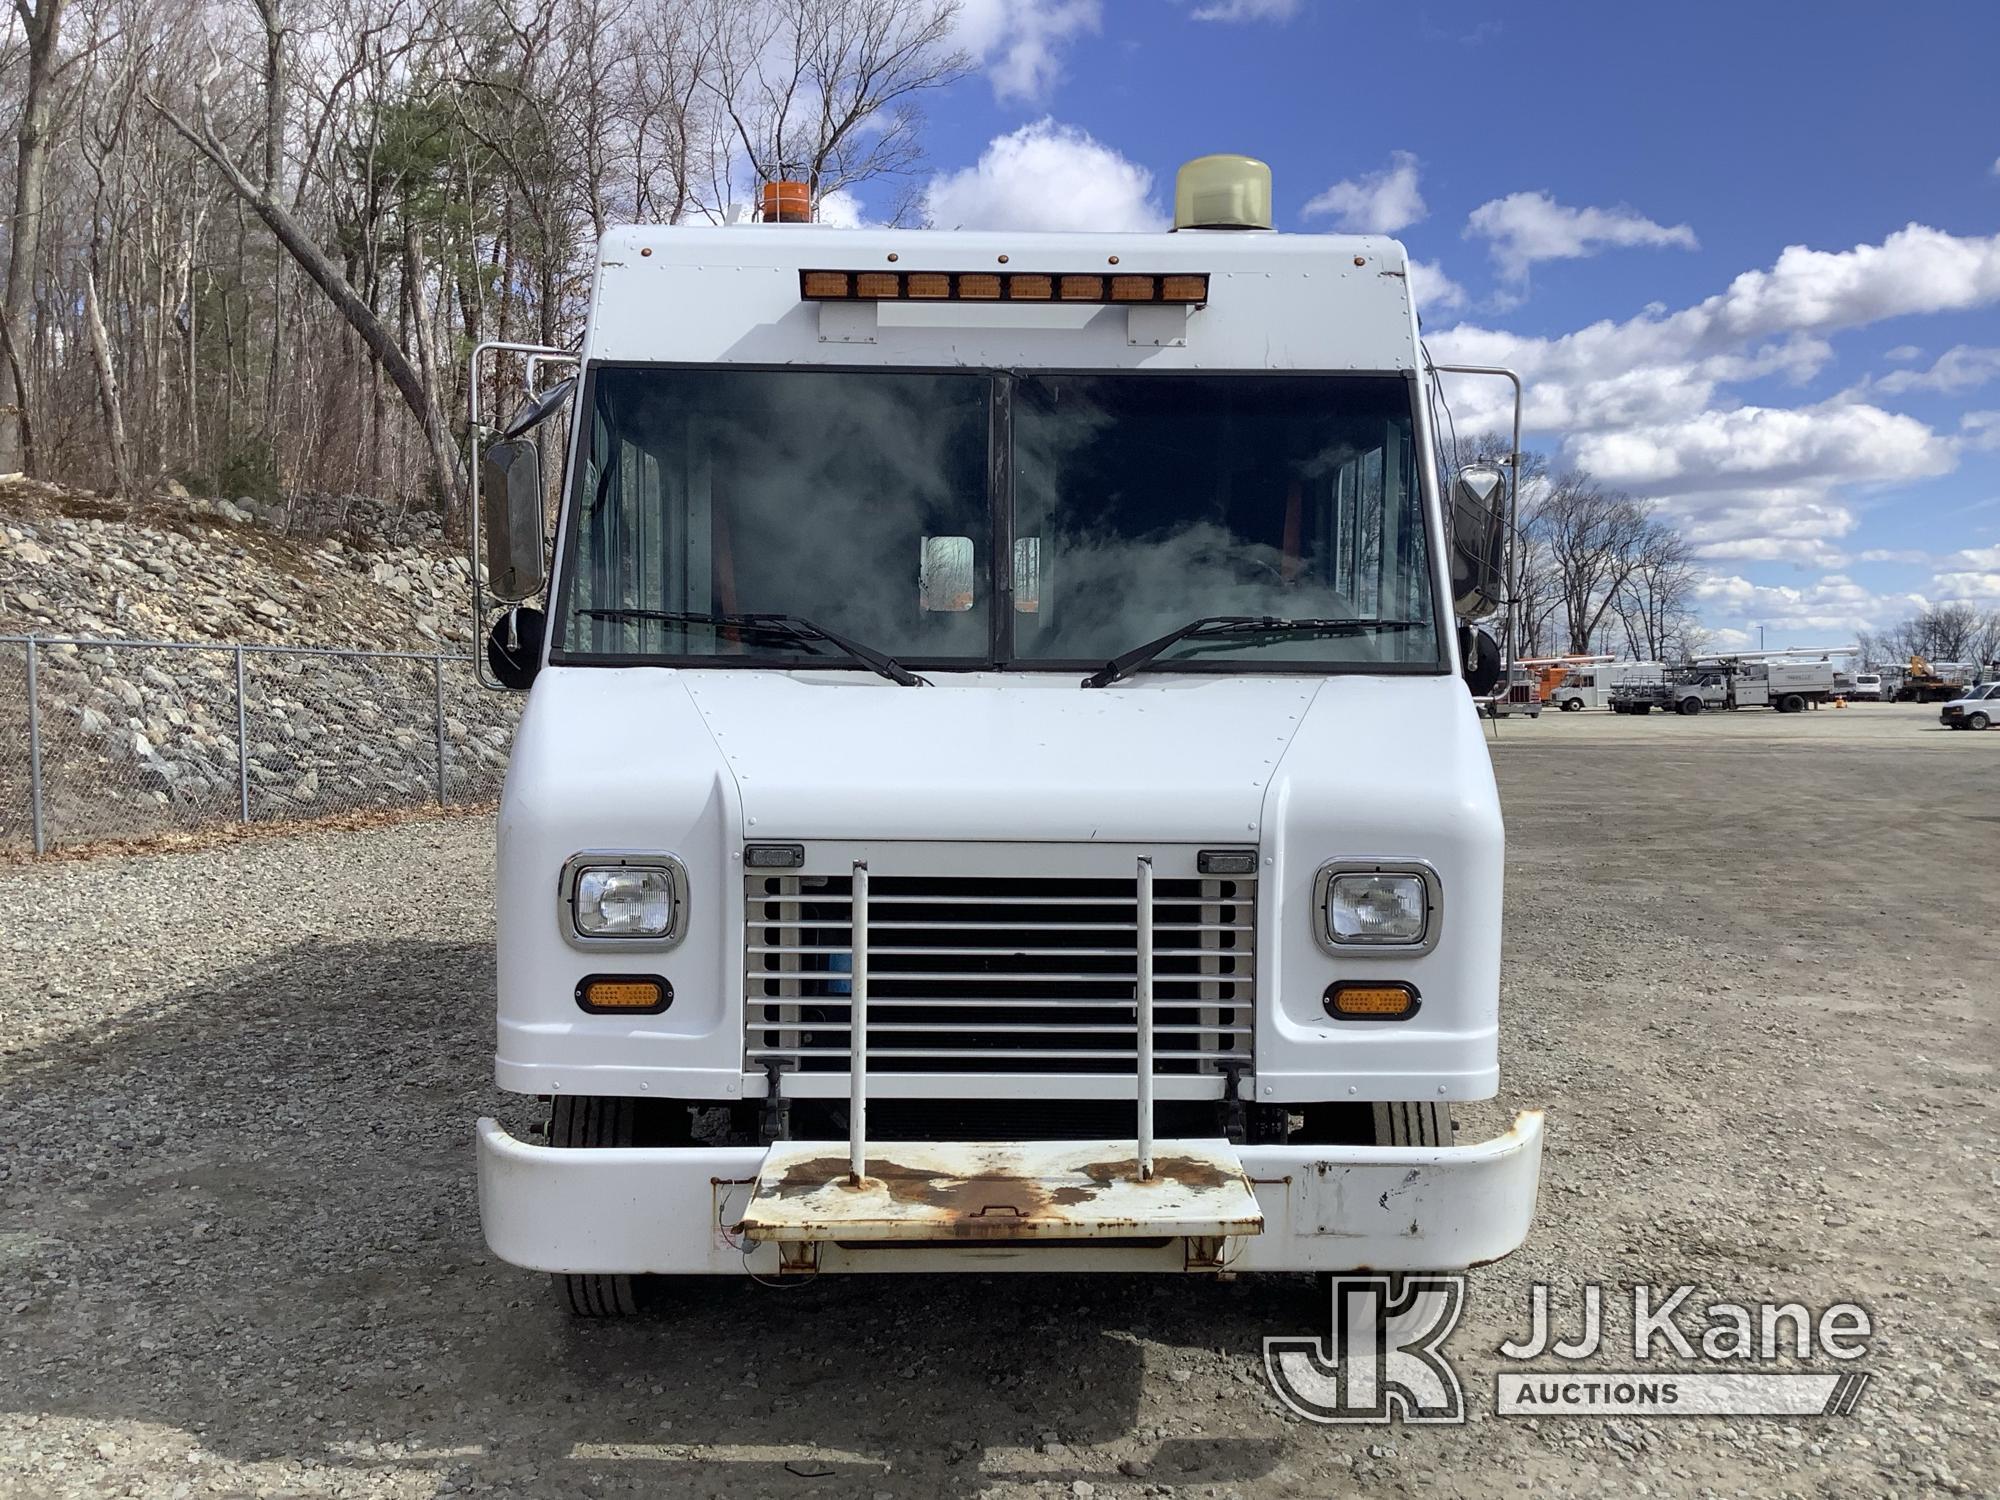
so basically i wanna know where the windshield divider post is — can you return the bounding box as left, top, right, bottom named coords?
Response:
left=991, top=373, right=1015, bottom=665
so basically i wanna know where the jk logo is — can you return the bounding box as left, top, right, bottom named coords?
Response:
left=1265, top=1275, right=1467, bottom=1424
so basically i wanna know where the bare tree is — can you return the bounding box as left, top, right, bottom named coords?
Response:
left=702, top=0, right=968, bottom=212
left=0, top=0, right=967, bottom=519
left=1611, top=522, right=1698, bottom=662
left=1532, top=473, right=1651, bottom=655
left=0, top=0, right=67, bottom=473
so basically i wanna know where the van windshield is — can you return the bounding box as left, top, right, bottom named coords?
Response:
left=553, top=365, right=1443, bottom=673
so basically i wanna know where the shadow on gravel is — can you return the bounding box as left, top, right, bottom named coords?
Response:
left=1, top=939, right=1299, bottom=1494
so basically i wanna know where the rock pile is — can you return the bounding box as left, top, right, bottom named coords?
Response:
left=0, top=478, right=518, bottom=849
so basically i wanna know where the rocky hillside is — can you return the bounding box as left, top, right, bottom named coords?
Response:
left=0, top=479, right=517, bottom=852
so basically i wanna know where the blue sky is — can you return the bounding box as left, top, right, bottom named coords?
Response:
left=833, top=0, right=2000, bottom=651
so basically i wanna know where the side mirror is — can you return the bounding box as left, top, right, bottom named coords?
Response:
left=919, top=535, right=975, bottom=612
left=482, top=439, right=546, bottom=603
left=487, top=605, right=546, bottom=691
left=1449, top=462, right=1507, bottom=619
left=1458, top=624, right=1502, bottom=697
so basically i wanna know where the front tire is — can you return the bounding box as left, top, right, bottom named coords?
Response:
left=547, top=1096, right=652, bottom=1317
left=1971, top=712, right=1991, bottom=731
left=1373, top=1101, right=1454, bottom=1147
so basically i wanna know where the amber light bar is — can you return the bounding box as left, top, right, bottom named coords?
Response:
left=801, top=270, right=1209, bottom=306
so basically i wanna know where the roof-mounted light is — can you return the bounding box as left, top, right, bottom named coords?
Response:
left=799, top=270, right=1209, bottom=307
left=1173, top=154, right=1273, bottom=232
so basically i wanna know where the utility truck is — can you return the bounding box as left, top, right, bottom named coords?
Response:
left=468, top=155, right=1543, bottom=1314
left=1612, top=656, right=1840, bottom=716
left=1549, top=659, right=1662, bottom=712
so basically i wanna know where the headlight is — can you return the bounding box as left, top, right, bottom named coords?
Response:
left=1316, top=864, right=1439, bottom=952
left=562, top=854, right=687, bottom=946
left=577, top=867, right=674, bottom=934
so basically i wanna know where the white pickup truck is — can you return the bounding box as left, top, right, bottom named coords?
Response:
left=466, top=155, right=1543, bottom=1313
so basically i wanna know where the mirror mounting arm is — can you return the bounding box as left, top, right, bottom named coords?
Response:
left=467, top=340, right=579, bottom=691
left=1429, top=361, right=1522, bottom=685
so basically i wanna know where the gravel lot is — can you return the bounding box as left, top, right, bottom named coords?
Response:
left=1, top=702, right=1992, bottom=1498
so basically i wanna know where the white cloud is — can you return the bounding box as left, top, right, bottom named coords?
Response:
left=1570, top=401, right=1952, bottom=494
left=1190, top=0, right=1302, bottom=19
left=1465, top=191, right=1697, bottom=281
left=1302, top=151, right=1427, bottom=234
left=1427, top=223, right=2000, bottom=573
left=954, top=0, right=1099, bottom=103
left=923, top=120, right=1168, bottom=233
left=1885, top=344, right=1923, bottom=361
left=813, top=189, right=871, bottom=229
left=1931, top=544, right=2000, bottom=604
left=1694, top=572, right=1929, bottom=635
left=1408, top=258, right=1467, bottom=315
left=1873, top=345, right=2000, bottom=395
left=1854, top=548, right=1934, bottom=565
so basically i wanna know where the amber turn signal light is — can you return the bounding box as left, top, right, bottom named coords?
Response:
left=1323, top=981, right=1419, bottom=1020
left=799, top=270, right=1207, bottom=306
left=576, top=976, right=672, bottom=1014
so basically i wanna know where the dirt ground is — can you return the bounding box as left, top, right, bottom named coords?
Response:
left=0, top=701, right=1992, bottom=1498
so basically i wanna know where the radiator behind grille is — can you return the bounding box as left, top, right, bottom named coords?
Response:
left=743, top=867, right=1255, bottom=1077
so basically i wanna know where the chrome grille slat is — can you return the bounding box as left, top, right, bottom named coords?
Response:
left=744, top=863, right=1255, bottom=1077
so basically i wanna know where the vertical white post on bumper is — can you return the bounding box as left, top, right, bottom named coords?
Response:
left=1136, top=855, right=1154, bottom=1181
left=848, top=861, right=869, bottom=1186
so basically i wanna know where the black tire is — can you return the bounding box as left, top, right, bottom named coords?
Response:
left=1559, top=698, right=1581, bottom=712
left=548, top=1095, right=649, bottom=1317
left=1971, top=712, right=1991, bottom=731
left=1373, top=1101, right=1455, bottom=1147
left=1677, top=697, right=1702, bottom=716
left=1781, top=694, right=1805, bottom=714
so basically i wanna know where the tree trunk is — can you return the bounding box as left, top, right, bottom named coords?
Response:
left=153, top=96, right=466, bottom=516
left=0, top=0, right=68, bottom=476
left=84, top=267, right=134, bottom=498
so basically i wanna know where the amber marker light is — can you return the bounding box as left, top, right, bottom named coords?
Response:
left=576, top=976, right=673, bottom=1014
left=1323, top=981, right=1420, bottom=1020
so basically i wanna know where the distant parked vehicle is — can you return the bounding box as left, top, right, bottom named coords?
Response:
left=1940, top=683, right=2000, bottom=730
left=1549, top=661, right=1663, bottom=712
left=1849, top=672, right=1885, bottom=701
left=1610, top=658, right=1836, bottom=716
left=1897, top=655, right=1972, bottom=703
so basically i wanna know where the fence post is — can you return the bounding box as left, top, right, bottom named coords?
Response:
left=25, top=635, right=45, bottom=855
left=235, top=645, right=250, bottom=823
left=433, top=654, right=447, bottom=806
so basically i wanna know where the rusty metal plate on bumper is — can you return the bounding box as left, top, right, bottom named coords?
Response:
left=734, top=1138, right=1265, bottom=1244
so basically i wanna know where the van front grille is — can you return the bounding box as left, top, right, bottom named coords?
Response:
left=743, top=868, right=1255, bottom=1077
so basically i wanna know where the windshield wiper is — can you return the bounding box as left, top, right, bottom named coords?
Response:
left=1081, top=615, right=1428, bottom=689
left=577, top=608, right=929, bottom=686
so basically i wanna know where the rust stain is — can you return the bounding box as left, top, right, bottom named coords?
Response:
left=1073, top=1155, right=1233, bottom=1191
left=740, top=1142, right=1261, bottom=1244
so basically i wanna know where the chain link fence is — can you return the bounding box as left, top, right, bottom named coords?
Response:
left=0, top=635, right=518, bottom=854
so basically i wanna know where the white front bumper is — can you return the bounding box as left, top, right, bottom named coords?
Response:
left=475, top=1110, right=1543, bottom=1276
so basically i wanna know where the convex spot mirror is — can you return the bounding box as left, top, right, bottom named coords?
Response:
left=1458, top=624, right=1502, bottom=698
left=1450, top=461, right=1508, bottom=620
left=482, top=439, right=546, bottom=603
left=502, top=375, right=577, bottom=440
left=919, top=535, right=975, bottom=612
left=488, top=605, right=546, bottom=691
